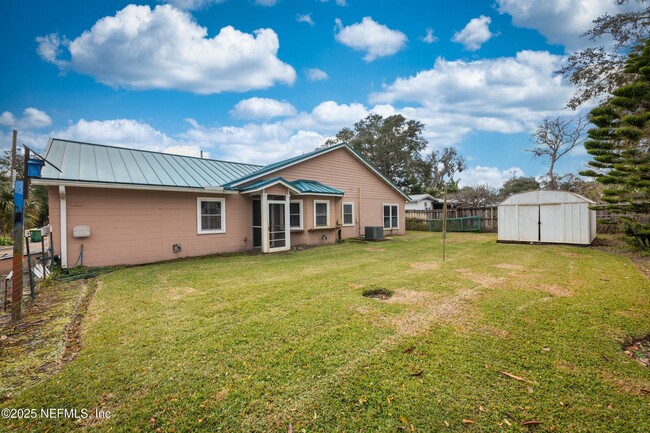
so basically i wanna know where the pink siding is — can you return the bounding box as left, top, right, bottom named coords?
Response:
left=46, top=147, right=407, bottom=266
left=263, top=147, right=407, bottom=245
left=48, top=187, right=251, bottom=267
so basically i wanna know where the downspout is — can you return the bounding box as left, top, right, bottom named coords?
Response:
left=59, top=185, right=67, bottom=268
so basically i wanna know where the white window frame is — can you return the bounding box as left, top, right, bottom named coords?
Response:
left=382, top=203, right=399, bottom=230
left=289, top=199, right=303, bottom=230
left=342, top=202, right=355, bottom=226
left=197, top=197, right=226, bottom=234
left=314, top=200, right=330, bottom=228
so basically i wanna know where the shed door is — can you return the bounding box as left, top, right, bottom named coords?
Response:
left=540, top=205, right=563, bottom=243
left=517, top=206, right=539, bottom=242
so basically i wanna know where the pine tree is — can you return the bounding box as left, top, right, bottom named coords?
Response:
left=580, top=39, right=650, bottom=247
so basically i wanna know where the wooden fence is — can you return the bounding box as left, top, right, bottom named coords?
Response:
left=406, top=207, right=649, bottom=234
left=406, top=207, right=498, bottom=232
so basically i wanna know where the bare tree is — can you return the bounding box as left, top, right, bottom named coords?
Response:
left=558, top=0, right=650, bottom=109
left=527, top=116, right=588, bottom=190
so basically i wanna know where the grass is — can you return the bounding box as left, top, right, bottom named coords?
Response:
left=1, top=232, right=649, bottom=432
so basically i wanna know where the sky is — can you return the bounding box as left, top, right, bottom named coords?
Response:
left=0, top=0, right=634, bottom=188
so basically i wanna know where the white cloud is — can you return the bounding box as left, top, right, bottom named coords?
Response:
left=36, top=4, right=296, bottom=94
left=312, top=101, right=367, bottom=125
left=297, top=13, right=315, bottom=26
left=370, top=50, right=575, bottom=135
left=452, top=15, right=494, bottom=51
left=0, top=108, right=52, bottom=129
left=495, top=0, right=642, bottom=50
left=255, top=0, right=277, bottom=6
left=230, top=97, right=297, bottom=120
left=422, top=28, right=438, bottom=44
left=335, top=17, right=407, bottom=62
left=164, top=0, right=225, bottom=10
left=318, top=0, right=347, bottom=5
left=459, top=165, right=525, bottom=188
left=305, top=68, right=329, bottom=81
left=163, top=144, right=208, bottom=158
left=0, top=112, right=16, bottom=127
left=51, top=119, right=175, bottom=151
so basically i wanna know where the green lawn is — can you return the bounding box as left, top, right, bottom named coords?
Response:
left=1, top=232, right=649, bottom=432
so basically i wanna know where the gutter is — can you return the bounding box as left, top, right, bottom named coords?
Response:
left=32, top=179, right=239, bottom=194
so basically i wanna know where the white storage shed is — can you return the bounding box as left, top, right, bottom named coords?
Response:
left=498, top=190, right=597, bottom=245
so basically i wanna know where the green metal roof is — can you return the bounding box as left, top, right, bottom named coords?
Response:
left=239, top=177, right=343, bottom=196
left=290, top=179, right=343, bottom=195
left=37, top=139, right=409, bottom=200
left=40, top=139, right=263, bottom=189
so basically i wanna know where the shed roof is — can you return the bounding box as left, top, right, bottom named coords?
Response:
left=499, top=190, right=594, bottom=206
left=39, top=139, right=263, bottom=189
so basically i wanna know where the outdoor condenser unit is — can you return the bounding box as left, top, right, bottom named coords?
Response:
left=364, top=226, right=384, bottom=241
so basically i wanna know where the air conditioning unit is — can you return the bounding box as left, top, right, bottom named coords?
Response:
left=365, top=226, right=384, bottom=241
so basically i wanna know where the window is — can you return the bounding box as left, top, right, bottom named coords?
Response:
left=197, top=197, right=225, bottom=234
left=383, top=204, right=399, bottom=229
left=290, top=200, right=303, bottom=230
left=342, top=202, right=355, bottom=226
left=314, top=200, right=330, bottom=228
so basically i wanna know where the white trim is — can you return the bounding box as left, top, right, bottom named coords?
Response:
left=32, top=179, right=239, bottom=194
left=261, top=193, right=269, bottom=252
left=314, top=199, right=330, bottom=228
left=228, top=144, right=410, bottom=200
left=59, top=185, right=67, bottom=269
left=289, top=199, right=303, bottom=230
left=197, top=197, right=226, bottom=234
left=382, top=203, right=399, bottom=230
left=342, top=202, right=355, bottom=226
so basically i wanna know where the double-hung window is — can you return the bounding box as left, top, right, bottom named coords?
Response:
left=383, top=204, right=399, bottom=229
left=197, top=198, right=225, bottom=234
left=314, top=200, right=330, bottom=228
left=290, top=200, right=303, bottom=230
left=342, top=202, right=355, bottom=226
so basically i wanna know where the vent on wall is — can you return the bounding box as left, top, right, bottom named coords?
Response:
left=364, top=226, right=384, bottom=241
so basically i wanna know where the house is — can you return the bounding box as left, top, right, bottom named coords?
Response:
left=33, top=139, right=409, bottom=267
left=497, top=190, right=596, bottom=245
left=405, top=194, right=443, bottom=210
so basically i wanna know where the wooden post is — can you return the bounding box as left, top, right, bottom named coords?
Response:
left=11, top=179, right=24, bottom=322
left=442, top=185, right=448, bottom=261
left=11, top=147, right=30, bottom=322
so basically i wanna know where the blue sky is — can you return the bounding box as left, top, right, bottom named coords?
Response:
left=0, top=0, right=629, bottom=187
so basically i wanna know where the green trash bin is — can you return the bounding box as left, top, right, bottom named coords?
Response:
left=30, top=229, right=42, bottom=242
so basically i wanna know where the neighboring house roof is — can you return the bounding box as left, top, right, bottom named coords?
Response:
left=36, top=139, right=406, bottom=199
left=39, top=139, right=262, bottom=189
left=408, top=194, right=442, bottom=203
left=225, top=142, right=410, bottom=200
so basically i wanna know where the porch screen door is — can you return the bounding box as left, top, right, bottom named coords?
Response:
left=269, top=202, right=286, bottom=250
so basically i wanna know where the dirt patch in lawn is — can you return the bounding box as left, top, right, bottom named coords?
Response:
left=409, top=262, right=440, bottom=271
left=495, top=263, right=526, bottom=271
left=363, top=247, right=385, bottom=252
left=385, top=288, right=478, bottom=336
left=169, top=286, right=197, bottom=300
left=539, top=284, right=573, bottom=297
left=456, top=269, right=506, bottom=288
